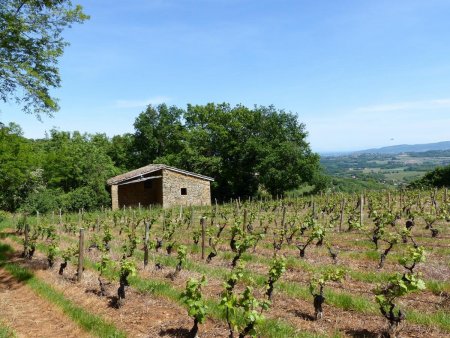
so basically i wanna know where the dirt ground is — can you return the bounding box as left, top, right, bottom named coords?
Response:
left=1, top=207, right=449, bottom=338
left=1, top=237, right=229, bottom=338
left=0, top=267, right=92, bottom=338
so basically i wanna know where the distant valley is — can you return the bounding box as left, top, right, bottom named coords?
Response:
left=352, top=140, right=450, bottom=155
left=320, top=142, right=450, bottom=189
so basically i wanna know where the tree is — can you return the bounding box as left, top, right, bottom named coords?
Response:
left=42, top=130, right=119, bottom=210
left=409, top=165, right=450, bottom=188
left=106, top=133, right=135, bottom=171
left=132, top=104, right=186, bottom=168
left=0, top=122, right=42, bottom=210
left=132, top=103, right=323, bottom=200
left=0, top=0, right=88, bottom=117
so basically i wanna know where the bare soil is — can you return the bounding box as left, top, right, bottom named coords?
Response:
left=2, top=209, right=449, bottom=338
left=2, top=237, right=229, bottom=338
left=0, top=265, right=91, bottom=338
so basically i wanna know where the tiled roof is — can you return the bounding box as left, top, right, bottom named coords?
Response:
left=107, top=164, right=214, bottom=185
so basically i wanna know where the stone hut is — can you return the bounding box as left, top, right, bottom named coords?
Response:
left=107, top=164, right=214, bottom=209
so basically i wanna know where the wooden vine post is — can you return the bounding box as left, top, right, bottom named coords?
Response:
left=282, top=206, right=287, bottom=234
left=213, top=202, right=218, bottom=226
left=339, top=198, right=345, bottom=232
left=433, top=188, right=439, bottom=213
left=162, top=210, right=166, bottom=232
left=77, top=228, right=85, bottom=282
left=399, top=190, right=403, bottom=216
left=445, top=188, right=448, bottom=204
left=312, top=196, right=316, bottom=219
left=24, top=222, right=30, bottom=258
left=243, top=209, right=247, bottom=232
left=359, top=194, right=364, bottom=228
left=201, top=217, right=206, bottom=260
left=144, top=221, right=150, bottom=267
left=189, top=206, right=194, bottom=229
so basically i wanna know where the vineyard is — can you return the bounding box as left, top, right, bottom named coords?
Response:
left=0, top=189, right=449, bottom=338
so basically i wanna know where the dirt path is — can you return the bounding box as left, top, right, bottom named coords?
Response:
left=143, top=262, right=448, bottom=338
left=1, top=237, right=229, bottom=337
left=0, top=266, right=91, bottom=338
left=2, top=230, right=448, bottom=338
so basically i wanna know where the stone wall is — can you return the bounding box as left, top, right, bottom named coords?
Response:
left=110, top=168, right=211, bottom=210
left=111, top=185, right=119, bottom=210
left=162, top=169, right=211, bottom=208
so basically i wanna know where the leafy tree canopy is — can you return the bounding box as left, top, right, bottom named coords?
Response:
left=0, top=103, right=324, bottom=211
left=0, top=125, right=118, bottom=212
left=0, top=0, right=88, bottom=117
left=409, top=165, right=450, bottom=188
left=0, top=122, right=40, bottom=210
left=132, top=103, right=323, bottom=199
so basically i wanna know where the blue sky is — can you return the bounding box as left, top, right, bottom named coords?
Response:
left=1, top=0, right=450, bottom=152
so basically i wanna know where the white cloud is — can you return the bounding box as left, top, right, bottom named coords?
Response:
left=114, top=96, right=170, bottom=109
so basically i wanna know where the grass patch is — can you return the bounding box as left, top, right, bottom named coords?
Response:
left=7, top=236, right=323, bottom=338
left=30, top=232, right=450, bottom=333
left=0, top=322, right=16, bottom=338
left=5, top=221, right=450, bottom=334
left=0, top=243, right=126, bottom=338
left=407, top=310, right=450, bottom=332
left=427, top=280, right=450, bottom=295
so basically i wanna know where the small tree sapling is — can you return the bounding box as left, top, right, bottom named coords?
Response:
left=206, top=237, right=218, bottom=263
left=59, top=246, right=77, bottom=276
left=374, top=245, right=426, bottom=337
left=236, top=285, right=270, bottom=338
left=378, top=233, right=400, bottom=269
left=96, top=251, right=111, bottom=296
left=117, top=257, right=137, bottom=306
left=374, top=273, right=425, bottom=337
left=168, top=245, right=187, bottom=280
left=398, top=246, right=425, bottom=273
left=264, top=256, right=286, bottom=301
left=45, top=225, right=59, bottom=267
left=231, top=232, right=262, bottom=267
left=181, top=276, right=208, bottom=337
left=309, top=268, right=345, bottom=320
left=47, top=242, right=59, bottom=268
left=220, top=266, right=270, bottom=338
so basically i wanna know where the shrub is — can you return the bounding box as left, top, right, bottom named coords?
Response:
left=19, top=188, right=62, bottom=214
left=0, top=210, right=9, bottom=223
left=60, top=186, right=104, bottom=212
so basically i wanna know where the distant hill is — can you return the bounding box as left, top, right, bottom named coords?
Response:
left=353, top=141, right=450, bottom=155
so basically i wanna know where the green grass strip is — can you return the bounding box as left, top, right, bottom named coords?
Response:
left=0, top=243, right=126, bottom=338
left=57, top=231, right=450, bottom=333
left=0, top=322, right=16, bottom=338
left=92, top=260, right=326, bottom=338
left=132, top=246, right=450, bottom=332
left=3, top=232, right=326, bottom=338
left=5, top=222, right=450, bottom=334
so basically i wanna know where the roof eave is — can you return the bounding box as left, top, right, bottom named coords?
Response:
left=107, top=165, right=214, bottom=185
